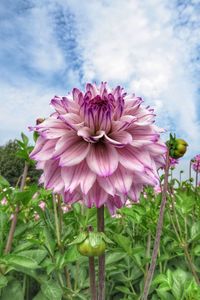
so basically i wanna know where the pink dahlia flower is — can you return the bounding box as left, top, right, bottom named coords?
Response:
left=192, top=154, right=200, bottom=173
left=30, top=83, right=166, bottom=214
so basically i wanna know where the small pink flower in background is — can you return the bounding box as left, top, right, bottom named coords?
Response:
left=61, top=204, right=71, bottom=213
left=1, top=197, right=7, bottom=205
left=34, top=213, right=40, bottom=221
left=39, top=201, right=46, bottom=211
left=192, top=155, right=200, bottom=173
left=169, top=157, right=179, bottom=169
left=154, top=185, right=162, bottom=195
left=30, top=83, right=166, bottom=214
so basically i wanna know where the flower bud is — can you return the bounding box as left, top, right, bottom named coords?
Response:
left=166, top=134, right=188, bottom=159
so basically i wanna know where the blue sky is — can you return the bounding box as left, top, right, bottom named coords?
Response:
left=0, top=0, right=200, bottom=176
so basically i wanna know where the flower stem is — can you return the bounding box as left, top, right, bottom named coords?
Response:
left=89, top=256, right=97, bottom=299
left=97, top=206, right=105, bottom=300
left=142, top=150, right=170, bottom=300
left=53, top=195, right=71, bottom=289
left=183, top=245, right=200, bottom=285
left=4, top=161, right=28, bottom=254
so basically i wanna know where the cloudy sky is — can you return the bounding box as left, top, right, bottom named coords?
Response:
left=0, top=0, right=200, bottom=177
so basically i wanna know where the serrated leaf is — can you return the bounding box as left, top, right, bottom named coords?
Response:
left=5, top=254, right=40, bottom=269
left=68, top=232, right=87, bottom=245
left=100, top=232, right=114, bottom=244
left=64, top=245, right=81, bottom=264
left=41, top=280, right=63, bottom=300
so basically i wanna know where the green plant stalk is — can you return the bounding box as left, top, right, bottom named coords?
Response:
left=53, top=195, right=61, bottom=248
left=183, top=245, right=200, bottom=285
left=97, top=206, right=105, bottom=300
left=52, top=195, right=71, bottom=289
left=74, top=261, right=79, bottom=291
left=4, top=161, right=28, bottom=254
left=189, top=160, right=192, bottom=180
left=142, top=149, right=170, bottom=300
left=89, top=256, right=97, bottom=300
left=145, top=231, right=151, bottom=277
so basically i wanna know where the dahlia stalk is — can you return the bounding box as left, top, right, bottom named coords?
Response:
left=30, top=82, right=166, bottom=298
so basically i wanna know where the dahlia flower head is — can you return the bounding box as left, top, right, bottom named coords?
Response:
left=192, top=154, right=200, bottom=173
left=30, top=83, right=166, bottom=214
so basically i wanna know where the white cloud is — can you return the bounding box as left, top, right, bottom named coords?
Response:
left=0, top=0, right=199, bottom=164
left=64, top=0, right=200, bottom=156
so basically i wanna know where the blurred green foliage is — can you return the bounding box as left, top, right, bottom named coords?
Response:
left=0, top=139, right=41, bottom=186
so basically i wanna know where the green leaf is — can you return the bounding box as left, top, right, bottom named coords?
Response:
left=115, top=286, right=133, bottom=295
left=14, top=188, right=37, bottom=205
left=5, top=254, right=40, bottom=269
left=171, top=269, right=189, bottom=299
left=106, top=252, right=126, bottom=265
left=64, top=245, right=81, bottom=264
left=41, top=280, right=63, bottom=300
left=113, top=233, right=131, bottom=255
left=0, top=280, right=23, bottom=300
left=190, top=222, right=200, bottom=242
left=0, top=176, right=10, bottom=188
left=68, top=232, right=87, bottom=245
left=16, top=249, right=47, bottom=264
left=0, top=274, right=8, bottom=289
left=193, top=245, right=200, bottom=256
left=88, top=232, right=102, bottom=248
left=43, top=227, right=56, bottom=256
left=100, top=232, right=114, bottom=244
left=33, top=291, right=49, bottom=300
left=21, top=132, right=29, bottom=146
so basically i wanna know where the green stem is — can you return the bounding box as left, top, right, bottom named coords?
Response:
left=53, top=195, right=71, bottom=289
left=89, top=257, right=97, bottom=300
left=4, top=161, right=28, bottom=254
left=142, top=149, right=170, bottom=300
left=97, top=206, right=105, bottom=300
left=183, top=245, right=200, bottom=285
left=53, top=195, right=61, bottom=248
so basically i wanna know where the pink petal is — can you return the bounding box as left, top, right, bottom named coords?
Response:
left=58, top=113, right=84, bottom=131
left=61, top=162, right=96, bottom=194
left=97, top=177, right=115, bottom=196
left=117, top=145, right=145, bottom=172
left=77, top=127, right=105, bottom=143
left=109, top=165, right=132, bottom=194
left=53, top=133, right=90, bottom=167
left=36, top=118, right=69, bottom=139
left=31, top=139, right=56, bottom=161
left=86, top=83, right=98, bottom=97
left=63, top=190, right=81, bottom=204
left=145, top=142, right=167, bottom=155
left=30, top=136, right=46, bottom=158
left=87, top=143, right=118, bottom=176
left=112, top=115, right=137, bottom=132
left=106, top=194, right=125, bottom=215
left=84, top=182, right=108, bottom=208
left=51, top=96, right=69, bottom=114
left=104, top=131, right=132, bottom=148
left=128, top=184, right=143, bottom=202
